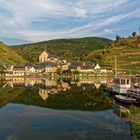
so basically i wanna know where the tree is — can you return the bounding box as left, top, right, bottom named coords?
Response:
left=116, top=35, right=121, bottom=41
left=132, top=32, right=137, bottom=37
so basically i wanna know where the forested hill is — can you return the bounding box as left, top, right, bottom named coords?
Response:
left=11, top=37, right=112, bottom=63
left=0, top=42, right=26, bottom=64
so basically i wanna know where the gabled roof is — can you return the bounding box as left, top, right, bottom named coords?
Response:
left=3, top=65, right=13, bottom=70
left=40, top=51, right=48, bottom=56
left=48, top=53, right=56, bottom=58
left=94, top=64, right=101, bottom=70
left=39, top=51, right=57, bottom=59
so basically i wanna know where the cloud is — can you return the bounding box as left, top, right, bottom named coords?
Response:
left=0, top=0, right=139, bottom=44
left=15, top=10, right=137, bottom=42
left=74, top=0, right=130, bottom=18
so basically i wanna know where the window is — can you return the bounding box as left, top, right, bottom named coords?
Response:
left=121, top=79, right=125, bottom=84
left=127, top=79, right=130, bottom=84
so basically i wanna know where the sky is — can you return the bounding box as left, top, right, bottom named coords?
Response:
left=0, top=0, right=140, bottom=45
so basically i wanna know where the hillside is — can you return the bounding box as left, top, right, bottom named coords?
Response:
left=0, top=42, right=26, bottom=64
left=86, top=36, right=140, bottom=74
left=11, top=35, right=140, bottom=74
left=11, top=37, right=111, bottom=63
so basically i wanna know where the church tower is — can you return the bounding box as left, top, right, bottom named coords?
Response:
left=39, top=47, right=49, bottom=62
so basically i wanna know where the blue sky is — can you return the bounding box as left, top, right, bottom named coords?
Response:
left=0, top=0, right=140, bottom=45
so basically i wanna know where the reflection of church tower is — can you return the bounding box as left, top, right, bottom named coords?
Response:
left=39, top=89, right=48, bottom=101
left=94, top=83, right=101, bottom=89
left=39, top=46, right=49, bottom=62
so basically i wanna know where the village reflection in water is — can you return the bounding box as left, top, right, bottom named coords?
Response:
left=1, top=77, right=112, bottom=101
left=0, top=77, right=137, bottom=140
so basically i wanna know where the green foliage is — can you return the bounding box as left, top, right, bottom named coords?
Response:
left=11, top=37, right=111, bottom=62
left=132, top=32, right=137, bottom=37
left=7, top=136, right=16, bottom=140
left=0, top=42, right=26, bottom=64
left=87, top=37, right=140, bottom=73
left=129, top=106, right=140, bottom=139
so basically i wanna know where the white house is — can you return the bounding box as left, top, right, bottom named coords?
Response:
left=94, top=64, right=101, bottom=70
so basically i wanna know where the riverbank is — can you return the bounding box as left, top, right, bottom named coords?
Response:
left=129, top=106, right=140, bottom=139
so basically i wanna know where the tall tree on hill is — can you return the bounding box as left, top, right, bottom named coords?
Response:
left=132, top=32, right=137, bottom=37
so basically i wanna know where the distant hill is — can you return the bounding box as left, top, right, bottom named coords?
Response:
left=0, top=42, right=26, bottom=64
left=11, top=37, right=112, bottom=63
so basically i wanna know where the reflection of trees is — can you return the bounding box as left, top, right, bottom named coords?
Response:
left=0, top=85, right=112, bottom=111
left=11, top=87, right=112, bottom=111
left=129, top=106, right=140, bottom=139
left=112, top=102, right=140, bottom=139
left=0, top=77, right=112, bottom=111
left=113, top=101, right=130, bottom=120
left=0, top=87, right=25, bottom=108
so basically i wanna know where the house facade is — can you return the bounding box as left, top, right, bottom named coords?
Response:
left=2, top=64, right=45, bottom=77
left=45, top=64, right=57, bottom=73
left=69, top=62, right=113, bottom=76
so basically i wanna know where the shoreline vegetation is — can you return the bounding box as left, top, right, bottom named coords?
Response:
left=129, top=106, right=140, bottom=139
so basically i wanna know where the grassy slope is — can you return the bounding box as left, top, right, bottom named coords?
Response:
left=86, top=37, right=140, bottom=73
left=11, top=37, right=111, bottom=63
left=0, top=42, right=27, bottom=64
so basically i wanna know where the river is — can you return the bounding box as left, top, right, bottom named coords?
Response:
left=0, top=77, right=137, bottom=140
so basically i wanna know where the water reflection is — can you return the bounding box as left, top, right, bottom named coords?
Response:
left=2, top=77, right=109, bottom=89
left=113, top=101, right=130, bottom=120
left=0, top=77, right=135, bottom=140
left=0, top=104, right=132, bottom=140
left=1, top=77, right=111, bottom=104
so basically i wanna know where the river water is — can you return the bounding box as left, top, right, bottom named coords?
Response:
left=0, top=77, right=136, bottom=140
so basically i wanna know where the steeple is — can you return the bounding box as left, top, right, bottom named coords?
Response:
left=44, top=46, right=47, bottom=52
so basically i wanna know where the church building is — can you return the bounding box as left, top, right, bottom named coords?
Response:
left=39, top=47, right=68, bottom=66
left=39, top=50, right=49, bottom=63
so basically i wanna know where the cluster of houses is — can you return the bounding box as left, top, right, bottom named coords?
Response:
left=1, top=49, right=113, bottom=77
left=2, top=63, right=70, bottom=77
